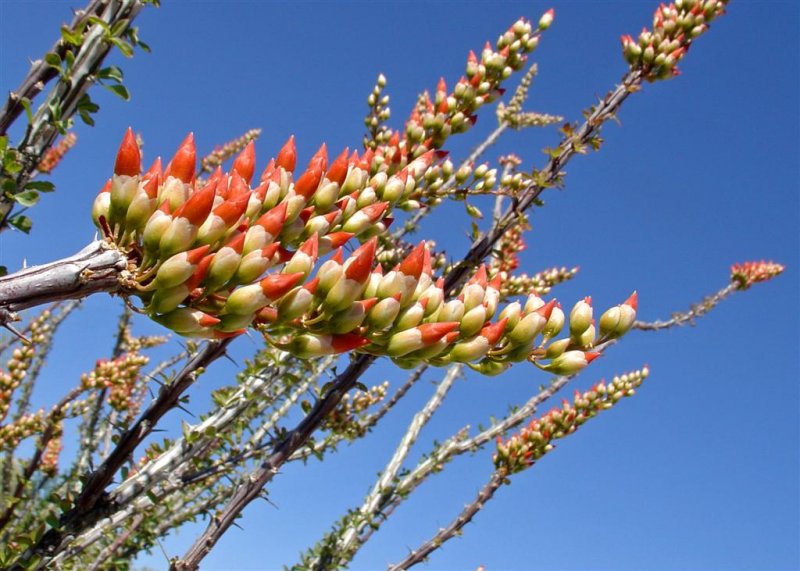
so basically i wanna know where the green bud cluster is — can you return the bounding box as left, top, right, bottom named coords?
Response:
left=494, top=366, right=649, bottom=474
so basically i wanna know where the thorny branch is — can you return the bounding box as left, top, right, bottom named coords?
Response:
left=387, top=470, right=506, bottom=571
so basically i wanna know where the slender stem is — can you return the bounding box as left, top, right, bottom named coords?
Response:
left=0, top=0, right=106, bottom=136
left=16, top=338, right=232, bottom=569
left=634, top=283, right=737, bottom=331
left=0, top=0, right=145, bottom=231
left=86, top=513, right=144, bottom=571
left=331, top=365, right=462, bottom=567
left=172, top=354, right=377, bottom=570
left=387, top=471, right=507, bottom=571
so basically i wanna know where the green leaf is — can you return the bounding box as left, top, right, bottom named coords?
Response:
left=87, top=16, right=110, bottom=33
left=0, top=266, right=7, bottom=277
left=104, top=83, right=130, bottom=101
left=9, top=214, right=32, bottom=233
left=45, top=513, right=61, bottom=529
left=109, top=37, right=134, bottom=58
left=44, top=52, right=61, bottom=69
left=79, top=110, right=95, bottom=126
left=78, top=94, right=100, bottom=112
left=14, top=190, right=39, bottom=207
left=60, top=26, right=83, bottom=46
left=97, top=65, right=124, bottom=83
left=110, top=18, right=130, bottom=37
left=25, top=181, right=55, bottom=192
left=3, top=153, right=21, bottom=175
left=0, top=136, right=8, bottom=153
left=64, top=50, right=75, bottom=72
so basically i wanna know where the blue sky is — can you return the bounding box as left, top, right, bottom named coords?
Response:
left=1, top=1, right=798, bottom=570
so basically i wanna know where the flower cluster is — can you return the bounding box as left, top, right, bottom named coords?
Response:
left=730, top=260, right=785, bottom=290
left=371, top=13, right=549, bottom=168
left=81, top=352, right=150, bottom=412
left=0, top=345, right=34, bottom=422
left=0, top=410, right=45, bottom=450
left=621, top=0, right=728, bottom=81
left=93, top=127, right=639, bottom=369
left=0, top=310, right=53, bottom=422
left=37, top=132, right=77, bottom=173
left=41, top=422, right=63, bottom=476
left=494, top=366, right=649, bottom=474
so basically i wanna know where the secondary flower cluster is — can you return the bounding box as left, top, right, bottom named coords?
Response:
left=730, top=260, right=785, bottom=290
left=80, top=352, right=151, bottom=412
left=369, top=12, right=551, bottom=171
left=37, top=132, right=77, bottom=174
left=0, top=309, right=53, bottom=423
left=621, top=0, right=728, bottom=81
left=494, top=366, right=649, bottom=474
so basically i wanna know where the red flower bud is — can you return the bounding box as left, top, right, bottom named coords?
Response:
left=276, top=135, right=297, bottom=173
left=114, top=127, right=141, bottom=177
left=164, top=133, right=196, bottom=183
left=231, top=141, right=256, bottom=184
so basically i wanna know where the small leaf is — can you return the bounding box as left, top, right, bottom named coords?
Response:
left=97, top=65, right=123, bottom=82
left=78, top=94, right=100, bottom=112
left=25, top=181, right=55, bottom=192
left=64, top=50, right=75, bottom=71
left=60, top=25, right=83, bottom=46
left=44, top=52, right=61, bottom=69
left=79, top=110, right=95, bottom=126
left=14, top=190, right=40, bottom=207
left=0, top=266, right=7, bottom=277
left=110, top=18, right=130, bottom=37
left=104, top=83, right=130, bottom=101
left=9, top=214, right=32, bottom=233
left=109, top=37, right=134, bottom=58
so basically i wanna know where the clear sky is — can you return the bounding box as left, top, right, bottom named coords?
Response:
left=0, top=1, right=798, bottom=570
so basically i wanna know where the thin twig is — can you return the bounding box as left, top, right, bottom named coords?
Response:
left=634, top=283, right=737, bottom=331
left=387, top=470, right=506, bottom=571
left=331, top=365, right=462, bottom=567
left=15, top=338, right=232, bottom=569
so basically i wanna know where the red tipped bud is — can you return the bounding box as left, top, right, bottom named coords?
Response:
left=232, top=141, right=256, bottom=183
left=260, top=272, right=304, bottom=301
left=114, top=127, right=141, bottom=177
left=294, top=163, right=323, bottom=199
left=327, top=148, right=349, bottom=185
left=165, top=133, right=196, bottom=183
left=344, top=236, right=377, bottom=283
left=276, top=135, right=297, bottom=172
left=398, top=242, right=427, bottom=279
left=174, top=179, right=217, bottom=225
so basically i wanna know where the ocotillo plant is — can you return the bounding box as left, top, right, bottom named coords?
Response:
left=0, top=1, right=794, bottom=570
